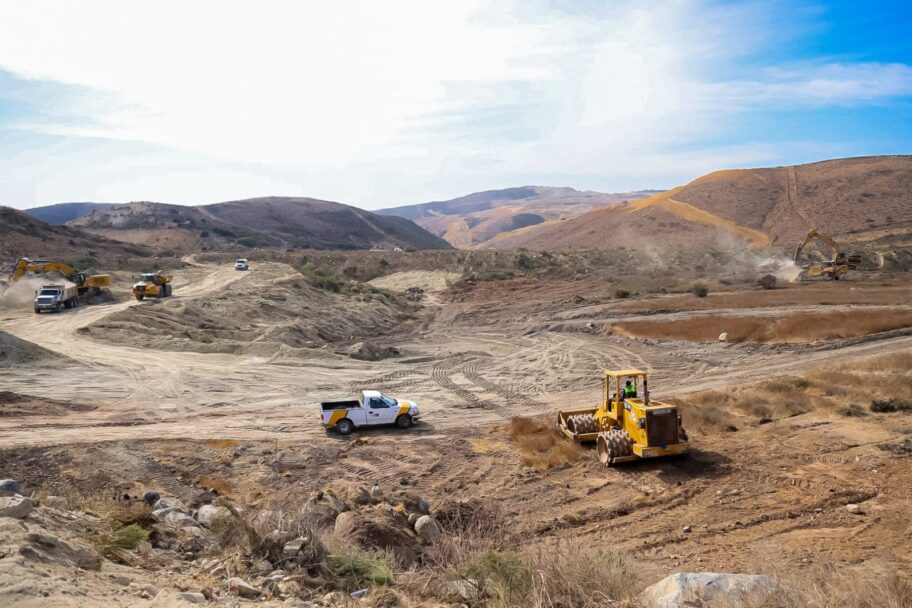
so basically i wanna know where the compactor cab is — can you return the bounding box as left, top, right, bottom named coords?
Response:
left=558, top=369, right=689, bottom=465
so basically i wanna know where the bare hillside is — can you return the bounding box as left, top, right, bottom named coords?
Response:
left=0, top=206, right=148, bottom=264
left=492, top=156, right=912, bottom=251
left=378, top=186, right=656, bottom=248
left=71, top=197, right=452, bottom=251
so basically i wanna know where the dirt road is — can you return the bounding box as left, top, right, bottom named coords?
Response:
left=2, top=262, right=912, bottom=449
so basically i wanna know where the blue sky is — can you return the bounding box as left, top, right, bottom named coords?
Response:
left=0, top=0, right=910, bottom=210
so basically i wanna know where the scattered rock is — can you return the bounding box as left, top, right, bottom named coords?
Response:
left=846, top=504, right=862, bottom=515
left=370, top=485, right=384, bottom=500
left=152, top=497, right=185, bottom=512
left=347, top=341, right=400, bottom=361
left=323, top=493, right=347, bottom=514
left=165, top=511, right=199, bottom=529
left=414, top=515, right=442, bottom=543
left=417, top=498, right=430, bottom=514
left=718, top=332, right=728, bottom=342
left=43, top=495, right=67, bottom=510
left=682, top=525, right=692, bottom=533
left=179, top=591, right=207, bottom=604
left=112, top=574, right=131, bottom=586
left=443, top=579, right=483, bottom=601
left=140, top=584, right=160, bottom=599
left=407, top=512, right=420, bottom=526
left=195, top=504, right=228, bottom=527
left=228, top=577, right=261, bottom=599
left=142, top=490, right=161, bottom=506
left=0, top=495, right=33, bottom=519
left=642, top=572, right=777, bottom=608
left=0, top=479, right=21, bottom=494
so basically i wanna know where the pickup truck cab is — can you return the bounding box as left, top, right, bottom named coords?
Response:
left=321, top=390, right=420, bottom=435
left=234, top=259, right=249, bottom=271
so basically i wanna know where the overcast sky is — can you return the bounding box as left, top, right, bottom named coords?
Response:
left=1, top=0, right=911, bottom=210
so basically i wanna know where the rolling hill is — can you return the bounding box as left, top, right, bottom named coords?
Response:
left=377, top=186, right=657, bottom=248
left=70, top=197, right=452, bottom=251
left=25, top=202, right=115, bottom=224
left=0, top=206, right=148, bottom=264
left=489, top=156, right=912, bottom=251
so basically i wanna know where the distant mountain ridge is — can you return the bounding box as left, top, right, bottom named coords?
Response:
left=378, top=186, right=658, bottom=248
left=70, top=196, right=451, bottom=251
left=488, top=156, right=912, bottom=251
left=0, top=206, right=147, bottom=262
left=25, top=202, right=115, bottom=224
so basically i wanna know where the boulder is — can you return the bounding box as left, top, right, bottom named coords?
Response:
left=0, top=495, right=33, bottom=519
left=757, top=274, right=777, bottom=290
left=152, top=507, right=181, bottom=522
left=152, top=497, right=185, bottom=512
left=178, top=591, right=206, bottom=604
left=228, top=577, right=261, bottom=599
left=0, top=479, right=21, bottom=494
left=846, top=504, right=862, bottom=515
left=414, top=515, right=442, bottom=543
left=407, top=512, right=420, bottom=526
left=195, top=504, right=228, bottom=527
left=21, top=532, right=102, bottom=571
left=347, top=342, right=400, bottom=361
left=142, top=490, right=161, bottom=506
left=165, top=511, right=199, bottom=529
left=718, top=332, right=728, bottom=342
left=642, top=572, right=777, bottom=608
left=322, top=493, right=347, bottom=514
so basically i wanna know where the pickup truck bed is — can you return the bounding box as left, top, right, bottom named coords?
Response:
left=321, top=400, right=360, bottom=411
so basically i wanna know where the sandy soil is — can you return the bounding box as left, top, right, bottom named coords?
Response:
left=2, top=261, right=912, bottom=603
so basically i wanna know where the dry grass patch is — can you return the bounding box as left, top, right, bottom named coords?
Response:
left=609, top=308, right=912, bottom=343
left=508, top=416, right=584, bottom=469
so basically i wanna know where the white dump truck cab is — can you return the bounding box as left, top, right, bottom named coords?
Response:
left=320, top=390, right=420, bottom=435
left=234, top=259, right=249, bottom=271
left=33, top=284, right=79, bottom=313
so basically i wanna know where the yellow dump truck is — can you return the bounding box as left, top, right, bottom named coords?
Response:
left=132, top=272, right=173, bottom=300
left=558, top=370, right=689, bottom=465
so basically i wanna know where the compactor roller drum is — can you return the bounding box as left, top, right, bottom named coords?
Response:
left=567, top=413, right=596, bottom=435
left=597, top=428, right=633, bottom=465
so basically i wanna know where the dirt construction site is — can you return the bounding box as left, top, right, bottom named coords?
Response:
left=2, top=253, right=912, bottom=607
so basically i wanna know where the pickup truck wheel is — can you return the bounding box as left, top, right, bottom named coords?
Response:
left=396, top=414, right=413, bottom=429
left=336, top=419, right=354, bottom=435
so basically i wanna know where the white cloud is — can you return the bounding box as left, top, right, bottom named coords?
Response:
left=0, top=0, right=910, bottom=207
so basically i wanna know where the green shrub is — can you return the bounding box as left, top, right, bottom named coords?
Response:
left=870, top=398, right=912, bottom=413
left=613, top=288, right=631, bottom=299
left=691, top=283, right=709, bottom=298
left=327, top=550, right=394, bottom=591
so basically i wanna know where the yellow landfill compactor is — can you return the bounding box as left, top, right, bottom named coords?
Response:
left=9, top=257, right=111, bottom=294
left=793, top=229, right=863, bottom=280
left=558, top=370, right=689, bottom=465
left=132, top=272, right=173, bottom=300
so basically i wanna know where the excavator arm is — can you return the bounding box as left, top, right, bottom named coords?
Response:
left=794, top=229, right=837, bottom=263
left=9, top=257, right=110, bottom=291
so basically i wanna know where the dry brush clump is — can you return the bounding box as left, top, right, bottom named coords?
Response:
left=508, top=416, right=584, bottom=469
left=771, top=561, right=912, bottom=608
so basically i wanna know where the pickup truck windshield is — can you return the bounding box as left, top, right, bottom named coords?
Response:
left=379, top=395, right=397, bottom=407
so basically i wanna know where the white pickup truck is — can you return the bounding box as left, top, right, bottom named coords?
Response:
left=320, top=390, right=420, bottom=435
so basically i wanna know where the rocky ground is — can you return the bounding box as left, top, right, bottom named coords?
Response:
left=1, top=256, right=911, bottom=606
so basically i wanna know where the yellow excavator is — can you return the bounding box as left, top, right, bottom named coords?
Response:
left=131, top=271, right=173, bottom=300
left=9, top=258, right=111, bottom=294
left=793, top=229, right=863, bottom=280
left=558, top=370, right=689, bottom=465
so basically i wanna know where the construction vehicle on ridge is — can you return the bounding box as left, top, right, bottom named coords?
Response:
left=558, top=370, right=689, bottom=465
left=9, top=258, right=111, bottom=294
left=132, top=272, right=173, bottom=301
left=794, top=229, right=863, bottom=280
